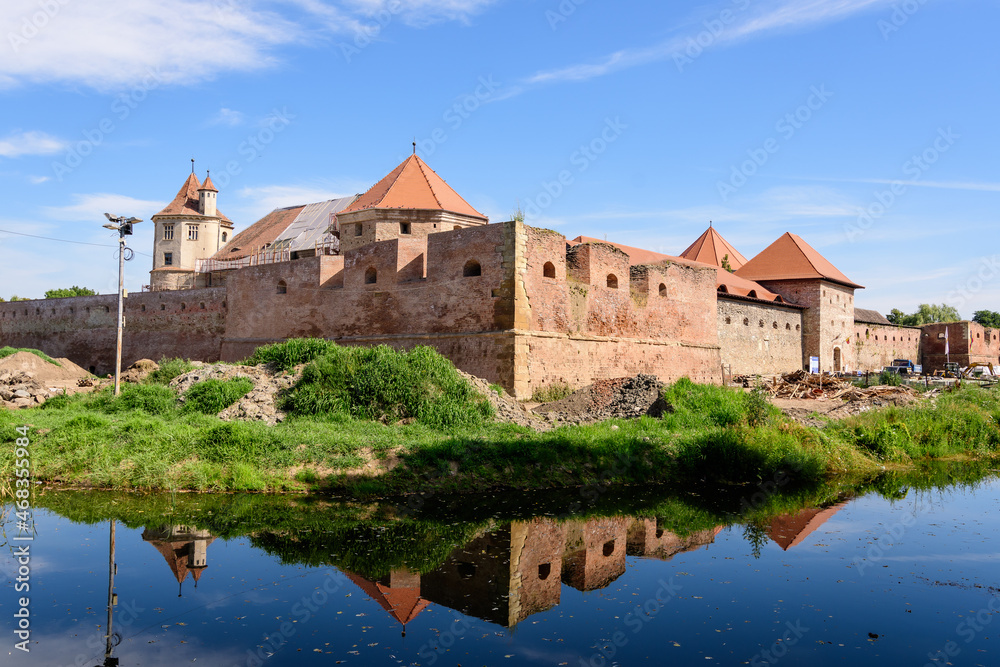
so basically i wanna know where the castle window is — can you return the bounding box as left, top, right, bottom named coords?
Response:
left=606, top=274, right=618, bottom=289
left=743, top=318, right=749, bottom=326
left=453, top=225, right=461, bottom=230
left=865, top=328, right=869, bottom=339
left=463, top=260, right=482, bottom=277
left=796, top=324, right=800, bottom=331
left=354, top=223, right=363, bottom=237
left=748, top=290, right=758, bottom=298
left=163, top=224, right=174, bottom=240
left=603, top=540, right=615, bottom=557
left=400, top=222, right=411, bottom=235
left=659, top=283, right=667, bottom=297
left=163, top=252, right=173, bottom=266
left=773, top=321, right=778, bottom=329
left=786, top=323, right=791, bottom=330
left=181, top=303, right=186, bottom=310
left=759, top=319, right=764, bottom=327
left=104, top=306, right=110, bottom=313
left=141, top=305, right=146, bottom=312
left=364, top=267, right=377, bottom=285
left=199, top=302, right=205, bottom=309
left=187, top=224, right=199, bottom=241
left=276, top=281, right=287, bottom=294
left=538, top=563, right=551, bottom=580
left=160, top=304, right=165, bottom=311
left=543, top=262, right=556, bottom=278
left=221, top=232, right=228, bottom=242
left=725, top=316, right=731, bottom=324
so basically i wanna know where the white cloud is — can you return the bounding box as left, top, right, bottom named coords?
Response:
left=507, top=0, right=894, bottom=96
left=208, top=108, right=246, bottom=127
left=41, top=193, right=166, bottom=222
left=0, top=130, right=67, bottom=157
left=28, top=174, right=51, bottom=184
left=0, top=0, right=498, bottom=91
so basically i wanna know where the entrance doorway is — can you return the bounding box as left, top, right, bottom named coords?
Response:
left=833, top=347, right=842, bottom=373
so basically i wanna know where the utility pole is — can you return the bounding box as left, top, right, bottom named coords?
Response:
left=103, top=214, right=141, bottom=396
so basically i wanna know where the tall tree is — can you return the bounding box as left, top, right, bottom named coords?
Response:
left=44, top=286, right=96, bottom=299
left=885, top=303, right=961, bottom=326
left=973, top=310, right=1000, bottom=328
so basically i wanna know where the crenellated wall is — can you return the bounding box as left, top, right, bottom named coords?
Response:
left=717, top=297, right=804, bottom=375
left=851, top=323, right=921, bottom=372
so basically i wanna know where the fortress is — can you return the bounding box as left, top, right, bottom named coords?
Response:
left=2, top=154, right=996, bottom=397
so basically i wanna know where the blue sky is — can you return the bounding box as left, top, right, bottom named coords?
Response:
left=1, top=0, right=997, bottom=316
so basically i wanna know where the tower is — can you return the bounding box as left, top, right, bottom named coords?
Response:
left=150, top=168, right=234, bottom=290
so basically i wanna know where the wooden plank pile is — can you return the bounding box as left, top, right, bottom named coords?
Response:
left=760, top=370, right=916, bottom=401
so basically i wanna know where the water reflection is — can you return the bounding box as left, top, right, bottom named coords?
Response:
left=141, top=525, right=215, bottom=597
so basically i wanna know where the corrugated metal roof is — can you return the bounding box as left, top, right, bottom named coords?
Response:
left=271, top=196, right=358, bottom=252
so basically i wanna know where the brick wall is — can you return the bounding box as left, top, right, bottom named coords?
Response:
left=759, top=279, right=855, bottom=373
left=717, top=298, right=804, bottom=375
left=920, top=321, right=1000, bottom=372
left=0, top=289, right=227, bottom=375
left=851, top=323, right=921, bottom=372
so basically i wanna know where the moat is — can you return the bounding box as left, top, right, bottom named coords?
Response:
left=3, top=465, right=999, bottom=666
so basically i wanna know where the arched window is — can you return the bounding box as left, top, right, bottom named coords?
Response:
left=725, top=316, right=731, bottom=324
left=538, top=563, right=551, bottom=580
left=543, top=261, right=556, bottom=278
left=758, top=319, right=764, bottom=328
left=180, top=303, right=186, bottom=310
left=276, top=280, right=287, bottom=294
left=364, top=267, right=377, bottom=284
left=659, top=283, right=667, bottom=297
left=748, top=290, right=758, bottom=298
left=718, top=285, right=729, bottom=293
left=222, top=232, right=228, bottom=242
left=606, top=274, right=618, bottom=289
left=785, top=323, right=791, bottom=330
left=603, top=540, right=615, bottom=557
left=463, top=260, right=482, bottom=277
left=772, top=321, right=778, bottom=329
left=743, top=317, right=749, bottom=326
left=796, top=324, right=800, bottom=331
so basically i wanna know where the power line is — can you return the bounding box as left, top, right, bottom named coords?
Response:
left=0, top=227, right=153, bottom=257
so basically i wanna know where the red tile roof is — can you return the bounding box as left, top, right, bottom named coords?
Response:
left=211, top=205, right=304, bottom=260
left=345, top=572, right=430, bottom=626
left=767, top=502, right=848, bottom=550
left=566, top=235, right=791, bottom=304
left=199, top=174, right=217, bottom=192
left=736, top=232, right=862, bottom=289
left=155, top=172, right=230, bottom=222
left=340, top=155, right=486, bottom=219
left=680, top=226, right=748, bottom=269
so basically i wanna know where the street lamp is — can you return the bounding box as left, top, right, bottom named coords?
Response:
left=104, top=213, right=141, bottom=396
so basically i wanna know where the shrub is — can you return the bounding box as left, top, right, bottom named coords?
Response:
left=182, top=378, right=254, bottom=415
left=91, top=384, right=177, bottom=416
left=145, top=358, right=196, bottom=385
left=530, top=382, right=575, bottom=403
left=877, top=369, right=903, bottom=387
left=243, top=338, right=339, bottom=371
left=282, top=344, right=494, bottom=428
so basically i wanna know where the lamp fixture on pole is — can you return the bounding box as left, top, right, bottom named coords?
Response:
left=103, top=213, right=142, bottom=396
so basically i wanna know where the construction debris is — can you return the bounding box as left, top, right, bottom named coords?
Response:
left=759, top=370, right=915, bottom=401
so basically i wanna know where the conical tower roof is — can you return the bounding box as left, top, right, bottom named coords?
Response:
left=340, top=154, right=486, bottom=220
left=155, top=172, right=230, bottom=221
left=679, top=225, right=748, bottom=269
left=736, top=232, right=862, bottom=289
left=198, top=172, right=217, bottom=192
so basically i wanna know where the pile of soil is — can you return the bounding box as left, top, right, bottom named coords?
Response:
left=532, top=374, right=666, bottom=425
left=170, top=363, right=300, bottom=425
left=455, top=370, right=543, bottom=428
left=0, top=352, right=95, bottom=409
left=121, top=358, right=159, bottom=383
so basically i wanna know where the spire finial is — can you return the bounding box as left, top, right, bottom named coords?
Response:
left=709, top=220, right=713, bottom=228
left=191, top=158, right=195, bottom=174
left=412, top=140, right=416, bottom=155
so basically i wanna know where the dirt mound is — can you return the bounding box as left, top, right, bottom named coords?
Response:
left=0, top=351, right=91, bottom=384
left=455, top=370, right=543, bottom=428
left=122, top=358, right=159, bottom=383
left=170, top=363, right=300, bottom=425
left=533, top=374, right=665, bottom=425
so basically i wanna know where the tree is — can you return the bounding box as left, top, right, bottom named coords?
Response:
left=721, top=254, right=734, bottom=273
left=973, top=310, right=1000, bottom=328
left=885, top=303, right=961, bottom=326
left=7, top=295, right=29, bottom=302
left=44, top=286, right=96, bottom=299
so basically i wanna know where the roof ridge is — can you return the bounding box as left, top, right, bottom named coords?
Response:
left=414, top=156, right=443, bottom=209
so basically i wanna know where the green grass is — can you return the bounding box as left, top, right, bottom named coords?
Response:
left=182, top=377, right=254, bottom=415
left=144, top=357, right=196, bottom=385
left=530, top=381, right=575, bottom=403
left=242, top=337, right=339, bottom=371
left=0, top=346, right=61, bottom=366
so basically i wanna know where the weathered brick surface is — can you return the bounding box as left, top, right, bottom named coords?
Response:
left=759, top=279, right=854, bottom=372
left=920, top=321, right=1000, bottom=372
left=851, top=323, right=921, bottom=371
left=717, top=298, right=804, bottom=374
left=0, top=289, right=226, bottom=375
left=561, top=517, right=629, bottom=591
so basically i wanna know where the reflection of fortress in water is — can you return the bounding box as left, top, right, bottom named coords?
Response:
left=136, top=504, right=844, bottom=627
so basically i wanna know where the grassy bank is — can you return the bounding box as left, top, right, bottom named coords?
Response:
left=1, top=341, right=999, bottom=496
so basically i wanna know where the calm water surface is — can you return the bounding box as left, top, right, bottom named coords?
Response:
left=3, top=469, right=999, bottom=666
